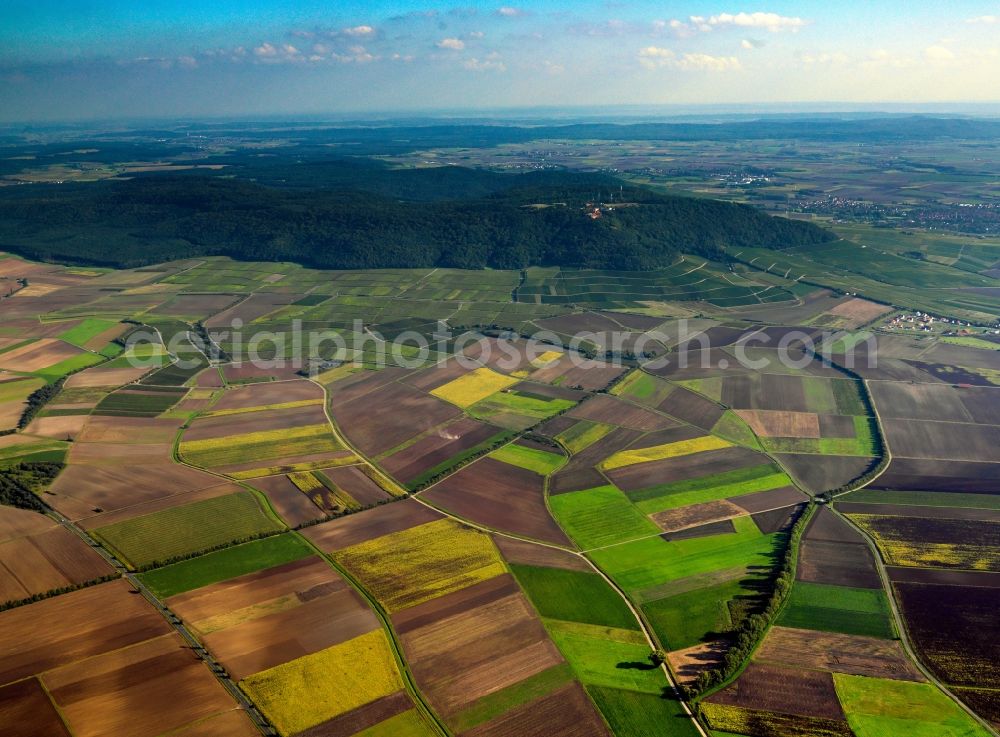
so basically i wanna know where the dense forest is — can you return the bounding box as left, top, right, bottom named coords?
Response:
left=0, top=163, right=834, bottom=270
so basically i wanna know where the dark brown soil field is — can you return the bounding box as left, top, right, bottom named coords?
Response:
left=903, top=360, right=998, bottom=387
left=221, top=363, right=303, bottom=382
left=537, top=311, right=625, bottom=336
left=250, top=475, right=324, bottom=527
left=667, top=641, right=728, bottom=684
left=534, top=358, right=625, bottom=391
left=0, top=338, right=84, bottom=372
left=838, top=503, right=1000, bottom=521
left=569, top=395, right=674, bottom=431
left=776, top=453, right=876, bottom=493
left=958, top=387, right=1000, bottom=425
left=895, top=582, right=999, bottom=687
left=326, top=367, right=414, bottom=404
left=210, top=379, right=320, bottom=409
left=708, top=662, right=846, bottom=720
left=549, top=427, right=643, bottom=495
left=298, top=691, right=412, bottom=737
left=0, top=523, right=113, bottom=604
left=657, top=387, right=725, bottom=430
left=149, top=292, right=239, bottom=317
left=953, top=689, right=1000, bottom=731
left=0, top=678, right=72, bottom=737
left=392, top=574, right=521, bottom=635
left=760, top=374, right=810, bottom=412
left=537, top=415, right=577, bottom=437
left=683, top=326, right=759, bottom=349
left=424, top=458, right=570, bottom=545
left=818, top=414, right=857, bottom=438
left=887, top=566, right=1000, bottom=587
left=512, top=381, right=587, bottom=402
left=45, top=632, right=240, bottom=737
left=302, top=500, right=441, bottom=551
left=651, top=500, right=746, bottom=533
left=400, top=590, right=563, bottom=715
left=869, top=381, right=973, bottom=422
left=605, top=446, right=768, bottom=492
left=661, top=519, right=737, bottom=541
left=332, top=381, right=462, bottom=457
left=850, top=515, right=1000, bottom=571
left=462, top=682, right=611, bottom=737
left=380, top=418, right=502, bottom=485
left=922, top=343, right=1000, bottom=371
left=752, top=505, right=804, bottom=534
left=730, top=486, right=809, bottom=514
left=77, top=416, right=185, bottom=443
left=805, top=507, right=864, bottom=543
left=194, top=367, right=225, bottom=387
left=0, top=580, right=171, bottom=685
left=871, top=458, right=1000, bottom=492
left=205, top=292, right=294, bottom=327
left=626, top=425, right=704, bottom=450
left=798, top=539, right=882, bottom=589
left=492, top=536, right=591, bottom=571
left=737, top=410, right=821, bottom=438
left=403, top=360, right=472, bottom=392
left=463, top=337, right=539, bottom=375
left=647, top=348, right=750, bottom=380
left=755, top=627, right=923, bottom=681
left=320, top=465, right=393, bottom=506
left=184, top=404, right=328, bottom=441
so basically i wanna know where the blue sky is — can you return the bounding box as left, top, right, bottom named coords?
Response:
left=2, top=2, right=999, bottom=121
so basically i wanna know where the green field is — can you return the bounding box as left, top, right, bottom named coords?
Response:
left=93, top=491, right=285, bottom=568
left=835, top=674, right=993, bottom=737
left=710, top=411, right=761, bottom=449
left=642, top=577, right=754, bottom=651
left=761, top=416, right=878, bottom=456
left=35, top=352, right=105, bottom=382
left=777, top=581, right=895, bottom=639
left=611, top=370, right=674, bottom=405
left=137, top=533, right=314, bottom=598
left=587, top=685, right=700, bottom=737
left=57, top=318, right=118, bottom=347
left=511, top=564, right=639, bottom=630
left=490, top=443, right=564, bottom=475
left=590, top=517, right=780, bottom=593
left=549, top=485, right=660, bottom=549
left=628, top=465, right=789, bottom=514
left=448, top=663, right=575, bottom=733
left=556, top=420, right=615, bottom=454
left=468, top=389, right=576, bottom=424
left=93, top=386, right=187, bottom=417
left=180, top=424, right=344, bottom=468
left=545, top=619, right=664, bottom=693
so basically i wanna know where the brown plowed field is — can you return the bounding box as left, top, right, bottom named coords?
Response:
left=211, top=449, right=354, bottom=477
left=660, top=519, right=737, bottom=541
left=568, top=394, right=674, bottom=431
left=651, top=499, right=746, bottom=533
left=158, top=710, right=258, bottom=737
left=838, top=503, right=1000, bottom=521
left=605, top=446, right=768, bottom=492
left=64, top=365, right=149, bottom=388
left=43, top=632, right=239, bottom=737
left=205, top=292, right=294, bottom=327
left=549, top=427, right=643, bottom=495
left=736, top=410, right=821, bottom=438
left=333, top=381, right=462, bottom=457
left=626, top=425, right=704, bottom=450
left=0, top=339, right=83, bottom=372
left=76, top=416, right=184, bottom=443
left=512, top=381, right=587, bottom=402
left=756, top=627, right=923, bottom=681
left=872, top=458, right=1000, bottom=493
left=149, top=292, right=238, bottom=318
left=667, top=641, right=728, bottom=685
left=777, top=453, right=876, bottom=493
left=536, top=311, right=624, bottom=336
left=869, top=381, right=973, bottom=422
left=302, top=500, right=441, bottom=551
left=0, top=580, right=171, bottom=685
left=0, top=678, right=72, bottom=737
left=209, top=379, right=320, bottom=409
left=461, top=681, right=610, bottom=737
left=298, top=691, right=412, bottom=737
left=817, top=414, right=856, bottom=438
left=326, top=367, right=414, bottom=403
left=76, top=482, right=242, bottom=530
left=883, top=418, right=1000, bottom=462
left=531, top=357, right=625, bottom=391
left=49, top=462, right=221, bottom=519
left=492, top=536, right=590, bottom=572
left=826, top=297, right=893, bottom=328
left=193, top=367, right=225, bottom=387
left=380, top=418, right=502, bottom=485
left=392, top=574, right=521, bottom=635
left=0, top=504, right=53, bottom=539
left=957, top=387, right=1000, bottom=426
left=657, top=387, right=725, bottom=430
left=887, top=567, right=1000, bottom=587
left=423, top=458, right=570, bottom=545
left=320, top=465, right=392, bottom=506
left=249, top=475, right=323, bottom=527
left=0, top=525, right=112, bottom=603
left=896, top=582, right=999, bottom=686
left=730, top=486, right=809, bottom=514
left=403, top=360, right=473, bottom=392
left=401, top=592, right=564, bottom=715
left=752, top=505, right=804, bottom=534
left=708, top=662, right=846, bottom=720
left=798, top=539, right=882, bottom=589
left=183, top=404, right=327, bottom=441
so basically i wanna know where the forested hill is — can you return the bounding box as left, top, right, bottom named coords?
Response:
left=0, top=165, right=835, bottom=270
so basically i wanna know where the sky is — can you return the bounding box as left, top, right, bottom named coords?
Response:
left=2, top=1, right=1000, bottom=122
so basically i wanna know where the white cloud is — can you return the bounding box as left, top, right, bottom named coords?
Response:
left=343, top=25, right=375, bottom=36
left=469, top=31, right=486, bottom=39
left=966, top=15, right=998, bottom=24
left=497, top=6, right=524, bottom=17
left=464, top=56, right=507, bottom=72
left=437, top=38, right=466, bottom=50
left=707, top=12, right=807, bottom=32
left=924, top=44, right=956, bottom=61
left=639, top=46, right=741, bottom=71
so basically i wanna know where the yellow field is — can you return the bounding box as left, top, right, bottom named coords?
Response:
left=289, top=471, right=324, bottom=492
left=602, top=435, right=732, bottom=470
left=227, top=456, right=357, bottom=479
left=241, top=629, right=403, bottom=736
left=362, top=464, right=407, bottom=497
left=202, top=398, right=322, bottom=417
left=430, top=367, right=519, bottom=408
left=531, top=350, right=563, bottom=367
left=333, top=518, right=508, bottom=612
left=850, top=515, right=1000, bottom=571
left=179, top=424, right=343, bottom=467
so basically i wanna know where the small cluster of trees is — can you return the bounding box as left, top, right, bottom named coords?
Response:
left=18, top=378, right=65, bottom=430
left=0, top=462, right=61, bottom=512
